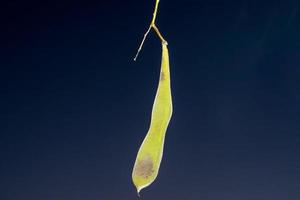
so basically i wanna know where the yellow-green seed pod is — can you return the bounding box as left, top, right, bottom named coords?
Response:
left=132, top=43, right=172, bottom=195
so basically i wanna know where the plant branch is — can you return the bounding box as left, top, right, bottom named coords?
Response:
left=133, top=0, right=168, bottom=61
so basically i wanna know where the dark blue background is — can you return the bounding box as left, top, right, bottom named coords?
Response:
left=1, top=0, right=300, bottom=199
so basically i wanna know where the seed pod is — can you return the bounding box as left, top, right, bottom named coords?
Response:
left=132, top=43, right=172, bottom=195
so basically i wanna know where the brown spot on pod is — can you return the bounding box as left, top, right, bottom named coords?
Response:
left=160, top=71, right=165, bottom=81
left=134, top=155, right=154, bottom=179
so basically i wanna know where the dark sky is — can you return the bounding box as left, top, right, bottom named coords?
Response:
left=1, top=0, right=300, bottom=199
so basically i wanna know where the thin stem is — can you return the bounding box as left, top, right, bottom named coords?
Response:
left=151, top=0, right=160, bottom=24
left=133, top=25, right=152, bottom=61
left=152, top=24, right=168, bottom=45
left=133, top=0, right=168, bottom=61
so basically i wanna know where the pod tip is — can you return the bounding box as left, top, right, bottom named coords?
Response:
left=136, top=186, right=141, bottom=197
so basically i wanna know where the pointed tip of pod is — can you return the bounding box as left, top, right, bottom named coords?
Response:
left=133, top=185, right=142, bottom=197
left=135, top=185, right=143, bottom=197
left=137, top=188, right=141, bottom=197
left=135, top=184, right=148, bottom=197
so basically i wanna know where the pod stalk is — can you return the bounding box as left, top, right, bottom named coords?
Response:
left=133, top=0, right=168, bottom=61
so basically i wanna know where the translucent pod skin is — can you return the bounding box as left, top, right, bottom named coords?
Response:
left=132, top=43, right=173, bottom=195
